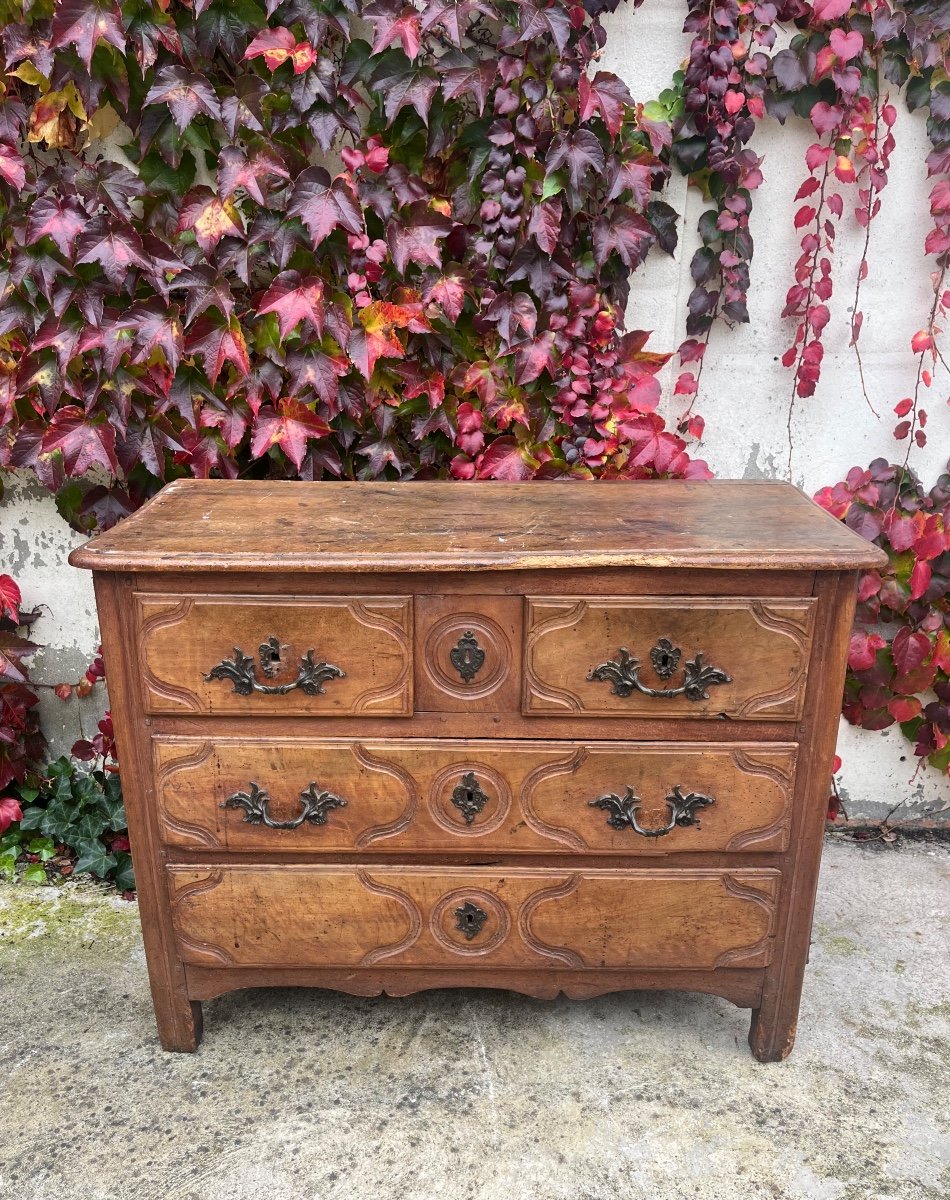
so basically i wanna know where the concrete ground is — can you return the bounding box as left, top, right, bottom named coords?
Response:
left=0, top=836, right=947, bottom=1200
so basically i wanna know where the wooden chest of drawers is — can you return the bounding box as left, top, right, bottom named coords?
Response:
left=70, top=479, right=884, bottom=1060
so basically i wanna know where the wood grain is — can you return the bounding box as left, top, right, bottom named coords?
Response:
left=68, top=480, right=869, bottom=1058
left=524, top=596, right=815, bottom=720
left=69, top=479, right=887, bottom=574
left=166, top=864, right=780, bottom=971
left=152, top=736, right=796, bottom=856
left=136, top=593, right=413, bottom=716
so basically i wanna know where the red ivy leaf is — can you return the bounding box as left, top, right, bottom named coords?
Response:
left=177, top=188, right=244, bottom=255
left=386, top=204, right=453, bottom=274
left=75, top=216, right=150, bottom=286
left=527, top=197, right=562, bottom=255
left=578, top=71, right=633, bottom=139
left=144, top=66, right=221, bottom=133
left=288, top=168, right=363, bottom=247
left=423, top=270, right=468, bottom=323
left=50, top=0, right=126, bottom=70
left=0, top=144, right=26, bottom=191
left=258, top=271, right=326, bottom=340
left=848, top=630, right=886, bottom=671
left=54, top=682, right=73, bottom=701
left=26, top=195, right=86, bottom=258
left=367, top=5, right=422, bottom=58
left=812, top=0, right=852, bottom=22
left=251, top=399, right=331, bottom=470
left=217, top=145, right=289, bottom=204
left=476, top=436, right=534, bottom=481
left=348, top=301, right=414, bottom=380
left=0, top=795, right=23, bottom=835
left=909, top=559, right=932, bottom=601
left=593, top=207, right=655, bottom=268
left=187, top=316, right=251, bottom=385
left=41, top=407, right=119, bottom=476
left=892, top=627, right=931, bottom=676
left=0, top=575, right=21, bottom=624
left=244, top=27, right=316, bottom=74
left=513, top=331, right=557, bottom=386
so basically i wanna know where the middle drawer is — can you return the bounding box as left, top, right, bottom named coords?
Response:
left=153, top=737, right=797, bottom=856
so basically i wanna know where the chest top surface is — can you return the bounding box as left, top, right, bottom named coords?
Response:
left=68, top=478, right=886, bottom=575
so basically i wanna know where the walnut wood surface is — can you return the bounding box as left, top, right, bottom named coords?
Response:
left=415, top=594, right=523, bottom=712
left=167, top=864, right=780, bottom=971
left=525, top=596, right=815, bottom=720
left=153, top=736, right=796, bottom=856
left=136, top=593, right=413, bottom=716
left=72, top=481, right=866, bottom=1059
left=69, top=479, right=887, bottom=573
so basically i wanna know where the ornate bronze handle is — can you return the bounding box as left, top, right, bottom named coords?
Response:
left=589, top=784, right=715, bottom=838
left=205, top=636, right=345, bottom=697
left=587, top=637, right=731, bottom=702
left=221, top=781, right=347, bottom=830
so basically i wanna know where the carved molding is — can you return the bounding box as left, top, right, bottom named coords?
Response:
left=522, top=600, right=588, bottom=713
left=422, top=612, right=512, bottom=701
left=518, top=875, right=584, bottom=967
left=154, top=740, right=221, bottom=849
left=350, top=600, right=413, bottom=715
left=352, top=744, right=419, bottom=847
left=519, top=750, right=590, bottom=851
left=168, top=870, right=235, bottom=966
left=427, top=760, right=512, bottom=837
left=138, top=598, right=200, bottom=712
left=356, top=871, right=423, bottom=965
left=429, top=887, right=511, bottom=957
left=713, top=873, right=779, bottom=969
left=725, top=748, right=797, bottom=852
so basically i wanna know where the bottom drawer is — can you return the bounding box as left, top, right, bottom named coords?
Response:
left=167, top=865, right=780, bottom=972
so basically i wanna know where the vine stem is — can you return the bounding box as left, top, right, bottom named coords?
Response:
left=787, top=150, right=833, bottom=478
left=900, top=261, right=947, bottom=472
left=849, top=91, right=883, bottom=419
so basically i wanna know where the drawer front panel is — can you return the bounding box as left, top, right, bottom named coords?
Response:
left=136, top=594, right=412, bottom=716
left=154, top=737, right=796, bottom=855
left=524, top=597, right=816, bottom=720
left=168, top=865, right=780, bottom=971
left=414, top=595, right=522, bottom=712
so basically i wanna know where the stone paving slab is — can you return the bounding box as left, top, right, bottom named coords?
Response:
left=0, top=836, right=948, bottom=1200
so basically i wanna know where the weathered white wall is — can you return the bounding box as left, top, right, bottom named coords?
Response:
left=0, top=0, right=946, bottom=820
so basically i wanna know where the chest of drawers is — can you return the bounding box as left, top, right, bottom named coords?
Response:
left=70, top=479, right=884, bottom=1060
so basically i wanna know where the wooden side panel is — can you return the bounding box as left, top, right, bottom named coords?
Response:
left=167, top=865, right=780, bottom=971
left=153, top=737, right=796, bottom=856
left=136, top=594, right=413, bottom=716
left=524, top=596, right=816, bottom=720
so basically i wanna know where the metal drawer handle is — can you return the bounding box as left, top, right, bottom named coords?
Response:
left=587, top=638, right=730, bottom=702
left=589, top=785, right=715, bottom=838
left=221, top=781, right=347, bottom=830
left=205, top=636, right=345, bottom=697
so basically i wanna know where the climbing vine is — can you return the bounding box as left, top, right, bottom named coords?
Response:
left=0, top=1, right=943, bottom=526
left=816, top=458, right=950, bottom=779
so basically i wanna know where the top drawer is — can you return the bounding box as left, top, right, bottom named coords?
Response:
left=135, top=594, right=412, bottom=716
left=524, top=597, right=816, bottom=721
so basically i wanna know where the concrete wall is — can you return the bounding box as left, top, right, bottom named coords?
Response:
left=0, top=1, right=946, bottom=822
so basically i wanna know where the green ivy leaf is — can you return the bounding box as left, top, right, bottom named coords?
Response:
left=27, top=837, right=56, bottom=861
left=22, top=864, right=47, bottom=884
left=73, top=840, right=118, bottom=879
